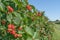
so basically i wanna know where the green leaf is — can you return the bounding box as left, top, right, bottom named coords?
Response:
left=33, top=32, right=37, bottom=39
left=12, top=12, right=22, bottom=25
left=7, top=14, right=12, bottom=23
left=25, top=26, right=33, bottom=36
left=0, top=12, right=2, bottom=17
left=0, top=3, right=4, bottom=11
left=13, top=16, right=20, bottom=25
left=44, top=36, right=48, bottom=40
left=31, top=5, right=35, bottom=10
left=33, top=31, right=40, bottom=39
left=27, top=37, right=32, bottom=40
left=12, top=0, right=19, bottom=4
left=13, top=12, right=21, bottom=18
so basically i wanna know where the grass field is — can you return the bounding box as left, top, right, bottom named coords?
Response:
left=52, top=24, right=60, bottom=40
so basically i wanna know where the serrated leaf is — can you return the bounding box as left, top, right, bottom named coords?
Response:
left=25, top=26, right=33, bottom=36
left=12, top=12, right=22, bottom=25
left=13, top=16, right=20, bottom=25
left=7, top=14, right=12, bottom=23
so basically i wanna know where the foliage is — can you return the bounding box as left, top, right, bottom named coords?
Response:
left=0, top=0, right=54, bottom=40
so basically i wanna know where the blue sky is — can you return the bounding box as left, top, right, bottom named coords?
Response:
left=28, top=0, right=60, bottom=21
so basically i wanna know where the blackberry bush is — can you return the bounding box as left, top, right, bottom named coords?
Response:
left=0, top=0, right=54, bottom=40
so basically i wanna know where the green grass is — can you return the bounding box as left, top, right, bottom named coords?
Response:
left=52, top=24, right=60, bottom=40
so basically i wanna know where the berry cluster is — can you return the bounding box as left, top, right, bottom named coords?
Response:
left=7, top=24, right=22, bottom=38
left=26, top=5, right=32, bottom=11
left=7, top=5, right=32, bottom=13
left=7, top=6, right=14, bottom=12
